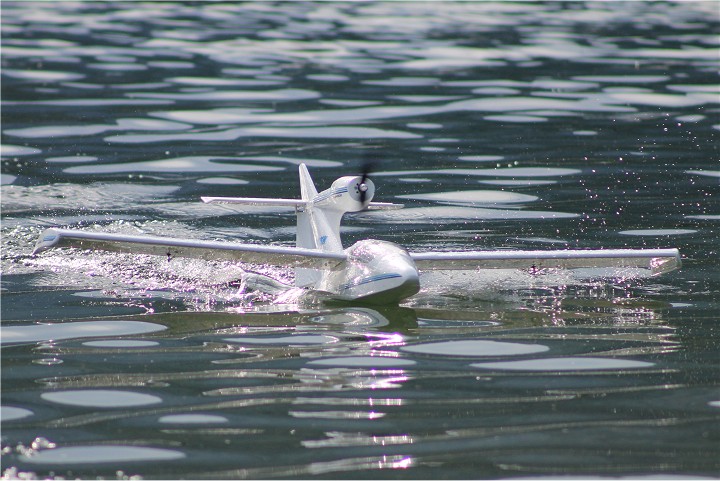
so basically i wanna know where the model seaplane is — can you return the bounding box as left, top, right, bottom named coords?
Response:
left=33, top=164, right=681, bottom=305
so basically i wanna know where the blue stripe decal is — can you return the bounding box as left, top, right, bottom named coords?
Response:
left=43, top=235, right=57, bottom=242
left=340, top=273, right=402, bottom=291
left=314, top=187, right=347, bottom=202
left=313, top=187, right=348, bottom=204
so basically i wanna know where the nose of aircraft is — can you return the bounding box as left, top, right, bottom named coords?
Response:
left=356, top=258, right=420, bottom=305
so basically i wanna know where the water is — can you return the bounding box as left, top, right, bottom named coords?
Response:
left=2, top=2, right=719, bottom=479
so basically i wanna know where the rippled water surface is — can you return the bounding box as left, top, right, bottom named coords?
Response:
left=2, top=2, right=719, bottom=479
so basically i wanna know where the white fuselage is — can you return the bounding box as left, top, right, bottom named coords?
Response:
left=316, top=239, right=421, bottom=304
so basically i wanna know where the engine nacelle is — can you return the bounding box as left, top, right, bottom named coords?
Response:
left=312, top=175, right=375, bottom=213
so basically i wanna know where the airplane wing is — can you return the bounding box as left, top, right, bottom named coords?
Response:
left=33, top=228, right=347, bottom=270
left=410, top=248, right=681, bottom=276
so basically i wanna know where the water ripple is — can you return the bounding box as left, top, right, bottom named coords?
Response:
left=1, top=321, right=166, bottom=345
left=2, top=2, right=718, bottom=479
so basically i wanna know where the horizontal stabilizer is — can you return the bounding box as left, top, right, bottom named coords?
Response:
left=33, top=228, right=346, bottom=270
left=201, top=196, right=306, bottom=208
left=410, top=248, right=681, bottom=276
left=201, top=197, right=403, bottom=211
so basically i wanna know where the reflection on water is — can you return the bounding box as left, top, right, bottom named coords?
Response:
left=401, top=339, right=549, bottom=357
left=0, top=299, right=709, bottom=478
left=2, top=1, right=719, bottom=479
left=1, top=320, right=166, bottom=345
left=41, top=390, right=163, bottom=408
left=19, top=446, right=185, bottom=465
left=471, top=357, right=655, bottom=372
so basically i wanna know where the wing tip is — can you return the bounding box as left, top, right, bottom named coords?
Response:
left=33, top=228, right=61, bottom=255
left=650, top=248, right=682, bottom=276
left=410, top=247, right=683, bottom=275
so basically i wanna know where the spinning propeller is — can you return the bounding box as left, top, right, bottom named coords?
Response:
left=357, top=158, right=376, bottom=204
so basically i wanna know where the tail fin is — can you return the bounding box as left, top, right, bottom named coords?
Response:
left=296, top=164, right=322, bottom=287
left=298, top=163, right=318, bottom=202
left=296, top=164, right=317, bottom=252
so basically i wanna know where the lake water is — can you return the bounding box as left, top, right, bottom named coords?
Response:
left=2, top=2, right=719, bottom=479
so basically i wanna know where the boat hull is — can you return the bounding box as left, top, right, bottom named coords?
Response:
left=318, top=240, right=421, bottom=305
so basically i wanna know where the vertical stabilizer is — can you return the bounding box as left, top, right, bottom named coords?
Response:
left=295, top=164, right=347, bottom=287
left=298, top=163, right=318, bottom=202
left=296, top=164, right=318, bottom=251
left=296, top=164, right=321, bottom=287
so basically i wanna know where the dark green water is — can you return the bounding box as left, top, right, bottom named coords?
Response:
left=2, top=2, right=719, bottom=479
